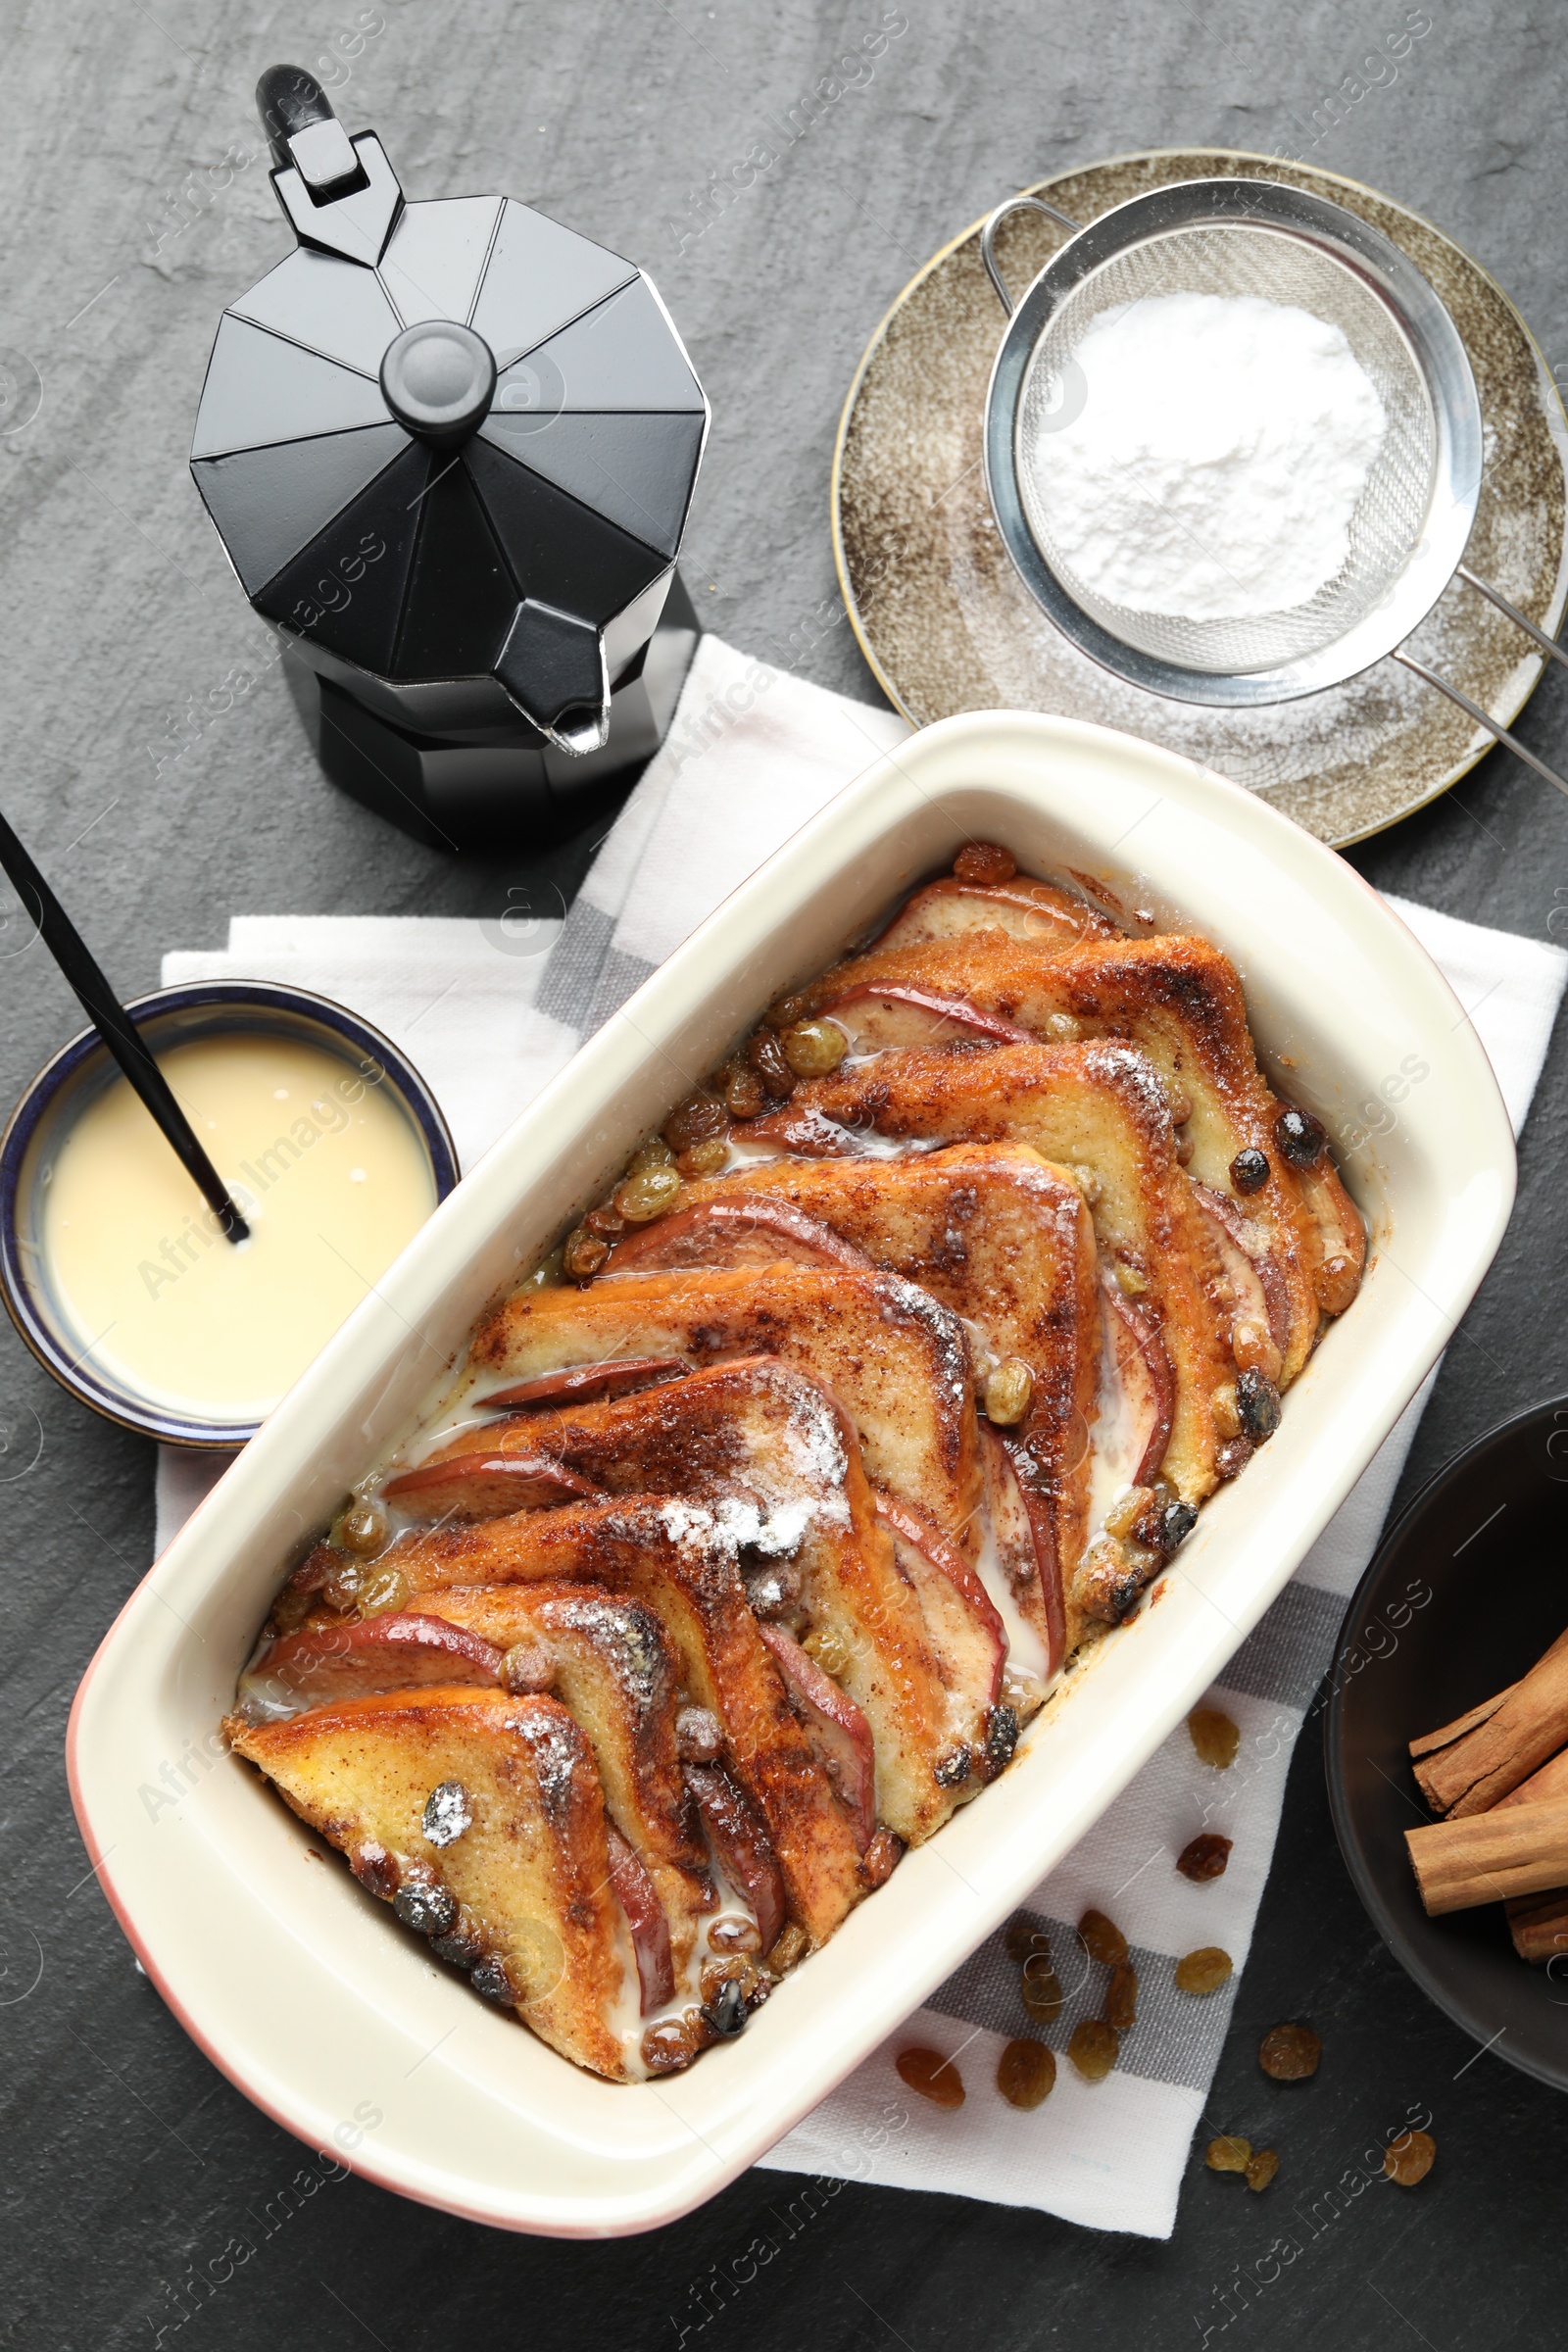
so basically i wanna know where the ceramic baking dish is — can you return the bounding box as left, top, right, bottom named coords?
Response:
left=68, top=710, right=1514, bottom=2236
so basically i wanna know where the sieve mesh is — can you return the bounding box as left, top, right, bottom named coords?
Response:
left=1014, top=222, right=1439, bottom=675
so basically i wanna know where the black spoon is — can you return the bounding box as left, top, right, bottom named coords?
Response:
left=0, top=808, right=250, bottom=1243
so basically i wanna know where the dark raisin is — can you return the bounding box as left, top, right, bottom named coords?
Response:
left=562, top=1225, right=609, bottom=1281
left=350, top=1839, right=400, bottom=1900
left=1078, top=1908, right=1128, bottom=1967
left=421, top=1782, right=472, bottom=1846
left=430, top=1908, right=486, bottom=1969
left=1258, top=2022, right=1321, bottom=2081
left=747, top=1030, right=796, bottom=1099
left=980, top=1703, right=1019, bottom=1779
left=762, top=993, right=810, bottom=1031
left=1274, top=1106, right=1327, bottom=1169
left=1004, top=1918, right=1051, bottom=1964
left=997, top=2038, right=1055, bottom=2107
left=861, top=1828, right=904, bottom=1887
left=392, top=1878, right=458, bottom=1937
left=1105, top=1962, right=1139, bottom=2031
left=1177, top=1833, right=1233, bottom=1882
left=469, top=1955, right=514, bottom=2007
left=703, top=1978, right=748, bottom=2038
left=1384, top=2130, right=1435, bottom=2186
left=1215, top=1435, right=1254, bottom=1480
left=662, top=1091, right=729, bottom=1152
left=1160, top=1499, right=1199, bottom=1552
left=1020, top=1953, right=1063, bottom=2024
left=1229, top=1147, right=1269, bottom=1193
left=933, top=1745, right=972, bottom=1788
left=583, top=1202, right=626, bottom=1238
left=674, top=1705, right=724, bottom=1763
left=723, top=1059, right=767, bottom=1119
left=1067, top=2019, right=1118, bottom=2082
left=642, top=2016, right=697, bottom=2074
left=1235, top=1369, right=1282, bottom=1442
left=954, top=842, right=1017, bottom=885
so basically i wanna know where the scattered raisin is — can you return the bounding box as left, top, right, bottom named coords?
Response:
left=1274, top=1106, right=1327, bottom=1169
left=954, top=842, right=1017, bottom=885
left=1020, top=1952, right=1063, bottom=2025
left=764, top=1922, right=810, bottom=1978
left=1159, top=1498, right=1199, bottom=1552
left=583, top=1202, right=626, bottom=1238
left=674, top=1705, right=724, bottom=1762
left=430, top=1907, right=486, bottom=1970
left=357, top=1564, right=410, bottom=1617
left=1236, top=1368, right=1282, bottom=1442
left=320, top=1555, right=366, bottom=1612
left=997, top=2038, right=1055, bottom=2108
left=1105, top=1962, right=1139, bottom=2032
left=723, top=1059, right=767, bottom=1119
left=861, top=1827, right=904, bottom=1886
left=642, top=2016, right=697, bottom=2074
left=983, top=1358, right=1036, bottom=1426
left=896, top=2046, right=965, bottom=2108
left=1216, top=1435, right=1254, bottom=1480
left=1230, top=1148, right=1270, bottom=1194
left=469, top=1955, right=515, bottom=2007
left=613, top=1164, right=683, bottom=1223
left=762, top=993, right=810, bottom=1032
left=1177, top=1833, right=1233, bottom=1883
left=1174, top=1946, right=1234, bottom=1996
left=1188, top=1707, right=1240, bottom=1769
left=781, top=1020, right=848, bottom=1077
left=421, top=1782, right=472, bottom=1847
left=1245, top=2147, right=1280, bottom=2192
left=662, top=1091, right=729, bottom=1153
left=1004, top=1918, right=1052, bottom=1965
left=392, top=1878, right=458, bottom=1937
left=1384, top=2130, right=1436, bottom=2186
left=349, top=1839, right=399, bottom=1900
left=1206, top=2134, right=1251, bottom=2174
left=708, top=1916, right=761, bottom=1955
left=1258, top=2023, right=1320, bottom=2081
left=747, top=1029, right=797, bottom=1099
left=1078, top=1908, right=1128, bottom=1967
left=563, top=1224, right=609, bottom=1281
left=676, top=1138, right=730, bottom=1179
left=333, top=1498, right=388, bottom=1555
left=1067, top=2019, right=1119, bottom=2082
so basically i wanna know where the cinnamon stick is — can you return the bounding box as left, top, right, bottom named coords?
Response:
left=1409, top=1626, right=1568, bottom=1817
left=1405, top=1796, right=1568, bottom=1916
left=1504, top=1886, right=1568, bottom=1963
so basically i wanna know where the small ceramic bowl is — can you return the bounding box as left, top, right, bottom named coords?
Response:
left=1326, top=1394, right=1568, bottom=2091
left=0, top=981, right=459, bottom=1447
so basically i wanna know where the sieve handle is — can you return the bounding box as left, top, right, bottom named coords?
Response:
left=1393, top=650, right=1568, bottom=805
left=980, top=194, right=1082, bottom=317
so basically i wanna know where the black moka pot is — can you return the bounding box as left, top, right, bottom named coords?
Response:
left=190, top=67, right=708, bottom=850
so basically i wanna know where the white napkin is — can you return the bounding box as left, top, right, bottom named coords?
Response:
left=156, top=634, right=1568, bottom=2237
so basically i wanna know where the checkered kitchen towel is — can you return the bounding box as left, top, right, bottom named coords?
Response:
left=160, top=633, right=1568, bottom=2237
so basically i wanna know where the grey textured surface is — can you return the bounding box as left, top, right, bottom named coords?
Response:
left=5, top=3, right=1568, bottom=2346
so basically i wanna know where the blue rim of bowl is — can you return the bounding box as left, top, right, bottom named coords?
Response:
left=0, top=981, right=461, bottom=1449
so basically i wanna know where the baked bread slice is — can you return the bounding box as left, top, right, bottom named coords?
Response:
left=600, top=1147, right=1098, bottom=1679
left=409, top=1359, right=984, bottom=1841
left=742, top=1043, right=1232, bottom=1522
left=384, top=1495, right=866, bottom=1944
left=226, top=1689, right=637, bottom=2080
left=869, top=873, right=1121, bottom=956
left=469, top=1265, right=983, bottom=1565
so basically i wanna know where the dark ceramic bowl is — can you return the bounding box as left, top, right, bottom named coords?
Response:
left=1326, top=1395, right=1568, bottom=2090
left=0, top=982, right=459, bottom=1448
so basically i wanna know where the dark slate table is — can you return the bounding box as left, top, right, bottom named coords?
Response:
left=5, top=4, right=1568, bottom=2344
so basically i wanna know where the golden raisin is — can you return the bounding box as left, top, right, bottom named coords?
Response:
left=1384, top=2130, right=1436, bottom=2187
left=747, top=1029, right=796, bottom=1099
left=983, top=1358, right=1035, bottom=1426
left=1188, top=1707, right=1240, bottom=1769
left=896, top=2045, right=964, bottom=2109
left=1175, top=1946, right=1234, bottom=1996
left=563, top=1224, right=609, bottom=1280
left=1078, top=1908, right=1128, bottom=1967
left=641, top=2016, right=697, bottom=2075
left=1105, top=1962, right=1139, bottom=2032
left=1004, top=1918, right=1052, bottom=1964
left=1020, top=1952, right=1063, bottom=2025
left=357, top=1564, right=410, bottom=1617
left=1067, top=2019, right=1118, bottom=2082
left=1177, top=1833, right=1233, bottom=1882
left=676, top=1137, right=729, bottom=1178
left=781, top=1020, right=848, bottom=1077
left=1211, top=1381, right=1244, bottom=1440
left=997, top=2039, right=1055, bottom=2108
left=1103, top=1485, right=1154, bottom=1540
left=803, top=1625, right=854, bottom=1678
left=1115, top=1261, right=1149, bottom=1297
left=722, top=1059, right=767, bottom=1119
left=333, top=1498, right=389, bottom=1554
left=1258, top=2023, right=1321, bottom=2081
left=954, top=842, right=1016, bottom=885
left=613, top=1164, right=683, bottom=1223
left=626, top=1137, right=676, bottom=1172
left=1205, top=2134, right=1251, bottom=2174
left=319, top=1555, right=366, bottom=1612
left=764, top=1922, right=810, bottom=1977
left=1245, top=2147, right=1280, bottom=2192
left=662, top=1091, right=728, bottom=1152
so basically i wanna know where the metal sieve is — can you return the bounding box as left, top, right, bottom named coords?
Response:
left=982, top=178, right=1568, bottom=799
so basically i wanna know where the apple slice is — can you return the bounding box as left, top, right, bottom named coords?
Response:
left=868, top=874, right=1120, bottom=955
left=603, top=1198, right=875, bottom=1277
left=816, top=983, right=1033, bottom=1053
left=605, top=1822, right=675, bottom=2012
left=237, top=1611, right=505, bottom=1722
left=479, top=1357, right=690, bottom=1412
left=1101, top=1274, right=1175, bottom=1488
left=755, top=1621, right=876, bottom=1850
left=872, top=1490, right=1007, bottom=1709
left=974, top=1432, right=1066, bottom=1683
left=1190, top=1183, right=1288, bottom=1383
left=382, top=1451, right=604, bottom=1520
left=683, top=1762, right=786, bottom=1953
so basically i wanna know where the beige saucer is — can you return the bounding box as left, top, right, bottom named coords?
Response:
left=833, top=148, right=1568, bottom=845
